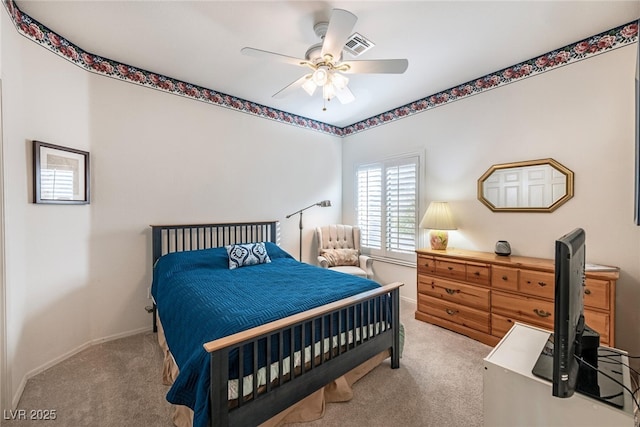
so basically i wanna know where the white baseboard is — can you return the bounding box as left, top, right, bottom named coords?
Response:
left=11, top=326, right=152, bottom=409
left=400, top=295, right=417, bottom=305
left=87, top=326, right=151, bottom=347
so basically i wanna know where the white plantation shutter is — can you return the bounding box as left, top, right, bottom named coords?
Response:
left=386, top=160, right=417, bottom=254
left=356, top=156, right=419, bottom=261
left=357, top=165, right=382, bottom=249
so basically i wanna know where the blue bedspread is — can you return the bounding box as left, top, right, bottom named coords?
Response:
left=151, top=243, right=381, bottom=427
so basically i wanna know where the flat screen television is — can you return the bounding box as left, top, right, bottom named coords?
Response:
left=552, top=227, right=597, bottom=397
left=532, top=228, right=624, bottom=407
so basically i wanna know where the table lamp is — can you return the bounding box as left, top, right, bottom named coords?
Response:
left=419, top=201, right=457, bottom=250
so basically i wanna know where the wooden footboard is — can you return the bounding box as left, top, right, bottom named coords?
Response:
left=204, top=282, right=402, bottom=427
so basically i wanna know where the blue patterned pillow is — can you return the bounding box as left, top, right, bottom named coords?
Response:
left=225, top=242, right=272, bottom=270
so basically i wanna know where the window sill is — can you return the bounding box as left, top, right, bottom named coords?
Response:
left=368, top=255, right=416, bottom=268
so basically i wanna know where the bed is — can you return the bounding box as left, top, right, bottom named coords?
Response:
left=150, top=221, right=403, bottom=427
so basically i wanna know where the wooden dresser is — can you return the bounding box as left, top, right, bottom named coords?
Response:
left=415, top=248, right=618, bottom=347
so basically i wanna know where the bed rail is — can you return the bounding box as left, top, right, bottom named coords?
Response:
left=205, top=282, right=403, bottom=427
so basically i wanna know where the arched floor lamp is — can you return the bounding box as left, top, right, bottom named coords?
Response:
left=286, top=200, right=331, bottom=261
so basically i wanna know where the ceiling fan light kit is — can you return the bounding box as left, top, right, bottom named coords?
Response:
left=312, top=67, right=329, bottom=86
left=301, top=77, right=317, bottom=96
left=241, top=8, right=408, bottom=111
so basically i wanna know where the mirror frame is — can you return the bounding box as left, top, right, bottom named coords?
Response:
left=477, top=158, right=574, bottom=212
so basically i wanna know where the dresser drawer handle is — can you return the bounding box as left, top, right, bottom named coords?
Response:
left=445, top=309, right=458, bottom=316
left=584, top=289, right=591, bottom=295
left=445, top=288, right=459, bottom=295
left=502, top=276, right=508, bottom=281
left=473, top=271, right=480, bottom=276
left=447, top=266, right=454, bottom=271
left=537, top=281, right=547, bottom=287
left=533, top=309, right=551, bottom=318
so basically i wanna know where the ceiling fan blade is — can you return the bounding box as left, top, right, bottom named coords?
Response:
left=335, top=85, right=355, bottom=104
left=241, top=47, right=306, bottom=67
left=321, top=9, right=357, bottom=60
left=342, top=59, right=409, bottom=74
left=273, top=74, right=312, bottom=99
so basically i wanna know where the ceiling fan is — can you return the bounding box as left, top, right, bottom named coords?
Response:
left=241, top=8, right=409, bottom=110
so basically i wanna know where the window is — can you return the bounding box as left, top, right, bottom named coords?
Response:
left=356, top=156, right=419, bottom=262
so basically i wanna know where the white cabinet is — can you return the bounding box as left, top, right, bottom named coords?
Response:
left=483, top=323, right=635, bottom=427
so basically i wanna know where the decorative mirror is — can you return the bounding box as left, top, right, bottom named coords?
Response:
left=477, top=158, right=574, bottom=212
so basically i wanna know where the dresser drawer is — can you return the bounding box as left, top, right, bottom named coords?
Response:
left=435, top=259, right=466, bottom=281
left=491, top=294, right=611, bottom=346
left=418, top=294, right=490, bottom=333
left=466, top=262, right=490, bottom=286
left=491, top=313, right=518, bottom=337
left=418, top=276, right=490, bottom=310
left=492, top=266, right=518, bottom=291
left=584, top=278, right=610, bottom=310
left=585, top=309, right=610, bottom=346
left=417, top=254, right=436, bottom=274
left=519, top=270, right=555, bottom=299
left=492, top=291, right=554, bottom=330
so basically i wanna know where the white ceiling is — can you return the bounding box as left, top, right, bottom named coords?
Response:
left=15, top=1, right=640, bottom=128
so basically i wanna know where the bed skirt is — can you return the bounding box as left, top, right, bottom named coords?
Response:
left=157, top=316, right=390, bottom=427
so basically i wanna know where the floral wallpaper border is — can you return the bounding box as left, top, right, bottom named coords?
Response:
left=3, top=0, right=638, bottom=137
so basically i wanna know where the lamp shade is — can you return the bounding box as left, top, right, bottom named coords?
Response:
left=420, top=202, right=457, bottom=230
left=420, top=202, right=456, bottom=250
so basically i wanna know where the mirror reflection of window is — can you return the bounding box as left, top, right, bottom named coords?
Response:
left=41, top=153, right=79, bottom=200
left=482, top=165, right=567, bottom=208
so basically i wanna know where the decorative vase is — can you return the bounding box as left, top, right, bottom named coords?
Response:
left=495, top=240, right=511, bottom=256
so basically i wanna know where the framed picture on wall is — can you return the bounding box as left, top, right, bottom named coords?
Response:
left=33, top=140, right=90, bottom=204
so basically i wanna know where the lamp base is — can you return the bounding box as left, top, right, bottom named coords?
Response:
left=429, top=230, right=449, bottom=250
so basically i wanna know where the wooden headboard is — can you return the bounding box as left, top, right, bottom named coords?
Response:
left=148, top=221, right=279, bottom=331
left=150, top=221, right=280, bottom=266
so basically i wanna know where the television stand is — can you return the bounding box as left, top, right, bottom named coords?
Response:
left=484, top=323, right=634, bottom=426
left=531, top=331, right=625, bottom=408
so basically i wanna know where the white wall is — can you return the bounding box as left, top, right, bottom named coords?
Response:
left=343, top=45, right=640, bottom=361
left=2, top=16, right=94, bottom=406
left=0, top=9, right=6, bottom=413
left=86, top=74, right=342, bottom=340
left=0, top=15, right=342, bottom=406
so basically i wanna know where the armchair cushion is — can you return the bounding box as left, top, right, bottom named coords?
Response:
left=320, top=248, right=359, bottom=267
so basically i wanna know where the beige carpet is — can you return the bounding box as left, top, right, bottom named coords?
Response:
left=4, top=300, right=491, bottom=427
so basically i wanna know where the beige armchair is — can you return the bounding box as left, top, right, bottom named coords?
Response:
left=315, top=224, right=373, bottom=279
